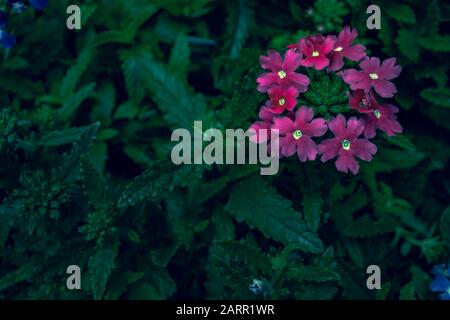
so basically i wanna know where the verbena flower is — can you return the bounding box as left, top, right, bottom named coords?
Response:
left=328, top=26, right=366, bottom=72
left=349, top=89, right=403, bottom=138
left=266, top=85, right=299, bottom=114
left=0, top=11, right=16, bottom=48
left=7, top=0, right=48, bottom=11
left=249, top=106, right=275, bottom=143
left=430, top=264, right=450, bottom=300
left=257, top=49, right=309, bottom=93
left=340, top=57, right=401, bottom=98
left=272, top=106, right=327, bottom=161
left=318, top=114, right=377, bottom=174
left=289, top=34, right=335, bottom=70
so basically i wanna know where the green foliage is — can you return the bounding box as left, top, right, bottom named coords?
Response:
left=0, top=0, right=449, bottom=301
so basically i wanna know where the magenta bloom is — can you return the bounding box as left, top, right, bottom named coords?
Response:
left=257, top=49, right=310, bottom=93
left=340, top=57, right=401, bottom=98
left=328, top=26, right=366, bottom=72
left=289, top=35, right=335, bottom=70
left=272, top=106, right=327, bottom=161
left=249, top=106, right=275, bottom=143
left=349, top=90, right=403, bottom=138
left=267, top=86, right=299, bottom=113
left=318, top=115, right=377, bottom=174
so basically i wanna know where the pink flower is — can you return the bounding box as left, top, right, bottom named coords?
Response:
left=267, top=86, right=299, bottom=113
left=340, top=57, right=401, bottom=98
left=249, top=106, right=275, bottom=143
left=318, top=114, right=377, bottom=174
left=349, top=90, right=403, bottom=138
left=328, top=26, right=366, bottom=72
left=289, top=35, right=335, bottom=70
left=272, top=106, right=327, bottom=161
left=257, top=49, right=310, bottom=93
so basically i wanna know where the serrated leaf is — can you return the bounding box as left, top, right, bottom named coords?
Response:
left=169, top=33, right=190, bottom=77
left=387, top=4, right=416, bottom=24
left=226, top=177, right=323, bottom=253
left=145, top=60, right=211, bottom=129
left=400, top=281, right=417, bottom=300
left=395, top=29, right=420, bottom=61
left=119, top=47, right=153, bottom=105
left=419, top=35, right=450, bottom=52
left=420, top=87, right=450, bottom=108
left=86, top=244, right=119, bottom=300
left=225, top=0, right=254, bottom=58
left=118, top=161, right=202, bottom=207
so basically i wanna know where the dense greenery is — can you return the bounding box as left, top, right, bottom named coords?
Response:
left=0, top=0, right=449, bottom=300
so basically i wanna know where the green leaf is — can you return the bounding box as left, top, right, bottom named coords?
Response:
left=225, top=0, right=254, bottom=58
left=169, top=34, right=191, bottom=77
left=86, top=244, right=119, bottom=300
left=60, top=46, right=95, bottom=98
left=387, top=4, right=416, bottom=24
left=395, top=29, right=420, bottom=61
left=58, top=83, right=97, bottom=121
left=419, top=35, right=450, bottom=52
left=399, top=281, right=417, bottom=300
left=119, top=47, right=153, bottom=105
left=117, top=161, right=202, bottom=207
left=288, top=264, right=340, bottom=283
left=145, top=59, right=211, bottom=129
left=226, top=177, right=323, bottom=253
left=35, top=124, right=99, bottom=147
left=420, top=87, right=450, bottom=108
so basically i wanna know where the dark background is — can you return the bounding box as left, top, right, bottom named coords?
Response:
left=0, top=0, right=449, bottom=299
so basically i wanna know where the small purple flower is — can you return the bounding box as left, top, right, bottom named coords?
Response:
left=340, top=57, right=401, bottom=98
left=318, top=114, right=377, bottom=174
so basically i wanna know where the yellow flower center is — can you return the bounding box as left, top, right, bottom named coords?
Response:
left=278, top=70, right=287, bottom=79
left=293, top=130, right=303, bottom=140
left=369, top=73, right=379, bottom=80
left=278, top=98, right=286, bottom=106
left=312, top=51, right=320, bottom=57
left=342, top=139, right=351, bottom=150
left=334, top=46, right=343, bottom=52
left=374, top=109, right=381, bottom=119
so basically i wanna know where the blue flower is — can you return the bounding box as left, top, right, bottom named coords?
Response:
left=430, top=264, right=450, bottom=300
left=28, top=0, right=49, bottom=10
left=6, top=1, right=28, bottom=13
left=0, top=11, right=16, bottom=48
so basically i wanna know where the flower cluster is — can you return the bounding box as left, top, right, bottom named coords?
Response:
left=0, top=0, right=48, bottom=48
left=250, top=26, right=402, bottom=174
left=430, top=264, right=450, bottom=300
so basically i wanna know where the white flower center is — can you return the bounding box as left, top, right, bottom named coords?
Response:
left=369, top=73, right=379, bottom=80
left=334, top=46, right=343, bottom=52
left=342, top=139, right=351, bottom=150
left=278, top=70, right=287, bottom=79
left=292, top=130, right=303, bottom=140
left=312, top=51, right=320, bottom=57
left=278, top=98, right=285, bottom=106
left=374, top=109, right=381, bottom=119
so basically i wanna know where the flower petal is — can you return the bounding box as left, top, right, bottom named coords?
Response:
left=336, top=152, right=360, bottom=174
left=344, top=44, right=366, bottom=61
left=359, top=57, right=380, bottom=74
left=379, top=57, right=401, bottom=80
left=294, top=106, right=314, bottom=128
left=373, top=79, right=397, bottom=98
left=346, top=116, right=364, bottom=139
left=351, top=139, right=377, bottom=161
left=302, top=118, right=328, bottom=137
left=327, top=114, right=347, bottom=138
left=296, top=136, right=318, bottom=162
left=272, top=116, right=296, bottom=135
left=259, top=50, right=283, bottom=71
left=318, top=138, right=340, bottom=162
